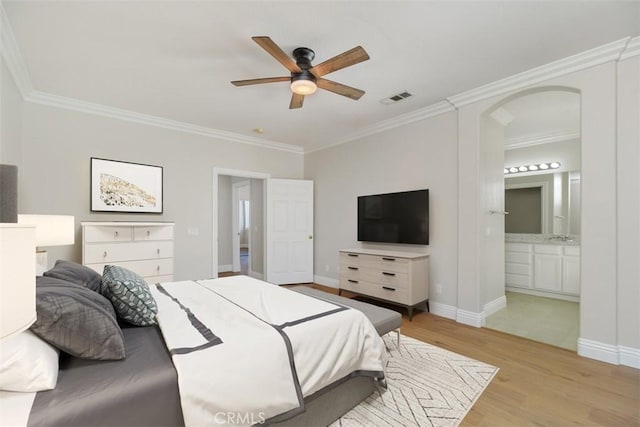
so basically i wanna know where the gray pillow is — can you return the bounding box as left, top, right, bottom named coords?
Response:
left=31, top=276, right=125, bottom=360
left=43, top=260, right=103, bottom=293
left=101, top=265, right=158, bottom=326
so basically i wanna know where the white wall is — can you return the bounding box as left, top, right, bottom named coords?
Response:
left=304, top=112, right=459, bottom=308
left=217, top=175, right=232, bottom=270
left=14, top=101, right=303, bottom=280
left=616, top=55, right=640, bottom=358
left=505, top=139, right=581, bottom=173
left=1, top=58, right=23, bottom=166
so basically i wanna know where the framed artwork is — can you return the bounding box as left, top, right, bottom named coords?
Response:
left=90, top=158, right=163, bottom=213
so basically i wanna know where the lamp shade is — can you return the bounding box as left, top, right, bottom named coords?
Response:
left=0, top=224, right=36, bottom=339
left=18, top=215, right=75, bottom=247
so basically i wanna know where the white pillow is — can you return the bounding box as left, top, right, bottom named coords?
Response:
left=0, top=330, right=59, bottom=392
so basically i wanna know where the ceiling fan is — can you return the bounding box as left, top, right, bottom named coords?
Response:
left=231, top=36, right=370, bottom=109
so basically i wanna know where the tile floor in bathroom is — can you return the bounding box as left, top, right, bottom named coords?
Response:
left=485, top=291, right=579, bottom=351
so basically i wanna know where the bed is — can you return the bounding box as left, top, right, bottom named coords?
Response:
left=0, top=262, right=387, bottom=427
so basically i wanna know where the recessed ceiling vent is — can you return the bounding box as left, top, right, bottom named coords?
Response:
left=380, top=91, right=414, bottom=105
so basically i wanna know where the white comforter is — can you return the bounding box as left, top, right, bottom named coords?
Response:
left=149, top=276, right=387, bottom=426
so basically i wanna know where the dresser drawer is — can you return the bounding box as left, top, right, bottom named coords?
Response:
left=133, top=225, right=174, bottom=241
left=87, top=258, right=173, bottom=279
left=361, top=270, right=409, bottom=290
left=340, top=252, right=364, bottom=267
left=84, top=241, right=174, bottom=264
left=378, top=256, right=410, bottom=273
left=84, top=226, right=132, bottom=242
left=340, top=264, right=362, bottom=281
left=360, top=281, right=409, bottom=305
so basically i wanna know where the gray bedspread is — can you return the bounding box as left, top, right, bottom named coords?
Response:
left=28, top=326, right=184, bottom=427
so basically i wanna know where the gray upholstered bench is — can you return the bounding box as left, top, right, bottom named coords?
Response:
left=290, top=286, right=402, bottom=345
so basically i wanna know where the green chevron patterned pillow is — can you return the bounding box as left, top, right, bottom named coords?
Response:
left=101, top=265, right=158, bottom=326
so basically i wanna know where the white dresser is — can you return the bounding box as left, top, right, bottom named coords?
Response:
left=339, top=248, right=429, bottom=320
left=82, top=222, right=174, bottom=283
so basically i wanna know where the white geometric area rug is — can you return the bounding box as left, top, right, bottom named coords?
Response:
left=332, top=335, right=499, bottom=427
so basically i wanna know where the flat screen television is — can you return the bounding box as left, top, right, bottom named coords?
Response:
left=357, top=189, right=429, bottom=245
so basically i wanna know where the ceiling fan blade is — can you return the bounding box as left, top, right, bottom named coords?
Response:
left=316, top=78, right=365, bottom=100
left=289, top=93, right=304, bottom=109
left=252, top=36, right=301, bottom=73
left=310, top=46, right=369, bottom=77
left=231, top=76, right=290, bottom=86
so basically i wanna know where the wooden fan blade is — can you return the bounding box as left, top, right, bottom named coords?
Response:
left=289, top=93, right=304, bottom=109
left=316, top=78, right=365, bottom=100
left=252, top=36, right=301, bottom=73
left=310, top=46, right=369, bottom=77
left=231, top=76, right=290, bottom=86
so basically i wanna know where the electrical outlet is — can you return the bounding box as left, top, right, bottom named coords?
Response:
left=325, top=264, right=330, bottom=272
left=435, top=283, right=443, bottom=294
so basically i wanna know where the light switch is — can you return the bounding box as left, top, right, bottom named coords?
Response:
left=187, top=227, right=199, bottom=236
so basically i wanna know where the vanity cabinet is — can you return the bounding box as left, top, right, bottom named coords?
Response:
left=505, top=241, right=580, bottom=299
left=533, top=245, right=563, bottom=292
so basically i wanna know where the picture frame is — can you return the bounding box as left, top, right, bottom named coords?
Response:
left=90, top=158, right=163, bottom=213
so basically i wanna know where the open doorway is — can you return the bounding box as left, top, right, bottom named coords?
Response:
left=233, top=181, right=250, bottom=275
left=482, top=89, right=581, bottom=351
left=212, top=168, right=270, bottom=279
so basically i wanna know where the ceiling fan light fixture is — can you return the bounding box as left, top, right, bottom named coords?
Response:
left=291, top=77, right=317, bottom=95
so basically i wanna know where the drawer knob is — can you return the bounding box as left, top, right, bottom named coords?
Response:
left=382, top=286, right=396, bottom=291
left=382, top=272, right=396, bottom=277
left=147, top=230, right=151, bottom=236
left=382, top=257, right=396, bottom=261
left=347, top=266, right=358, bottom=271
left=156, top=265, right=160, bottom=271
left=157, top=248, right=160, bottom=255
left=103, top=251, right=107, bottom=258
left=114, top=231, right=118, bottom=238
left=348, top=279, right=358, bottom=284
left=347, top=254, right=358, bottom=257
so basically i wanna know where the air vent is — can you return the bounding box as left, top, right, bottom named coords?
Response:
left=380, top=91, right=414, bottom=105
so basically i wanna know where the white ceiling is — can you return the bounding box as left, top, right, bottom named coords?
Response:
left=3, top=1, right=638, bottom=153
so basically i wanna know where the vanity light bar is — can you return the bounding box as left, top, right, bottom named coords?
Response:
left=504, top=162, right=561, bottom=175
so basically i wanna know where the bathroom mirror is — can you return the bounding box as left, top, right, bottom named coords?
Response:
left=505, top=171, right=580, bottom=235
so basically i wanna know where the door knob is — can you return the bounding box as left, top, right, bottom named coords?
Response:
left=308, top=235, right=313, bottom=240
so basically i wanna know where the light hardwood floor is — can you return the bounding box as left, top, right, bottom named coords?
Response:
left=303, top=283, right=640, bottom=427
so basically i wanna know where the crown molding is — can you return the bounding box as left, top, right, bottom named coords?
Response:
left=619, top=35, right=640, bottom=60
left=27, top=91, right=304, bottom=154
left=305, top=101, right=455, bottom=154
left=0, top=3, right=33, bottom=97
left=505, top=129, right=580, bottom=150
left=1, top=4, right=635, bottom=156
left=447, top=37, right=631, bottom=108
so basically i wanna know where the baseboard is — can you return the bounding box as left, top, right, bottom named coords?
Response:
left=618, top=345, right=640, bottom=369
left=577, top=338, right=620, bottom=365
left=428, top=302, right=457, bottom=320
left=484, top=295, right=507, bottom=317
left=313, top=275, right=338, bottom=288
left=218, top=264, right=232, bottom=273
left=506, top=286, right=579, bottom=302
left=456, top=309, right=484, bottom=327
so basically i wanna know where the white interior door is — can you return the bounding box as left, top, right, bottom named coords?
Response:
left=266, top=179, right=314, bottom=284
